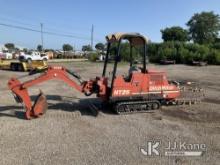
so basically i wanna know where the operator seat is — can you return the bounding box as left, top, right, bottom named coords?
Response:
left=124, top=65, right=141, bottom=82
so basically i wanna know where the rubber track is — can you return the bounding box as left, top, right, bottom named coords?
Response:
left=115, top=100, right=161, bottom=115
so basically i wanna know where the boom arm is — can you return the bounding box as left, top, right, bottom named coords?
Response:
left=21, top=66, right=83, bottom=92
left=8, top=66, right=98, bottom=119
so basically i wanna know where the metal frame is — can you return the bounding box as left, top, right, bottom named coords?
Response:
left=8, top=66, right=94, bottom=119
left=102, top=34, right=147, bottom=96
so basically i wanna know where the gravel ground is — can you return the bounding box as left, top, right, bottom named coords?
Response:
left=0, top=62, right=219, bottom=165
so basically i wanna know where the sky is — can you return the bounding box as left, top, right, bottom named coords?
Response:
left=0, top=0, right=220, bottom=50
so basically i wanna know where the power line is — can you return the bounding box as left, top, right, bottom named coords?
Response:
left=43, top=26, right=90, bottom=37
left=0, top=16, right=93, bottom=37
left=0, top=15, right=109, bottom=43
left=44, top=31, right=90, bottom=40
left=0, top=16, right=39, bottom=28
left=0, top=15, right=106, bottom=42
left=91, top=24, right=94, bottom=49
left=0, top=22, right=91, bottom=40
left=0, top=14, right=91, bottom=31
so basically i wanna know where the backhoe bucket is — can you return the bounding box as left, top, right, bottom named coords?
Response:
left=31, top=91, right=48, bottom=117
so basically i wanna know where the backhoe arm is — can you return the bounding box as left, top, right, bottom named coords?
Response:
left=8, top=66, right=98, bottom=119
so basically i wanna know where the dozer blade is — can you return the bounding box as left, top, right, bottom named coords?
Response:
left=31, top=91, right=48, bottom=118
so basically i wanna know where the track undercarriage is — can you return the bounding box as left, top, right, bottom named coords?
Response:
left=114, top=100, right=161, bottom=114
left=112, top=81, right=204, bottom=115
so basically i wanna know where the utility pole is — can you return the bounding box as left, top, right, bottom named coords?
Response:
left=40, top=23, right=44, bottom=51
left=73, top=44, right=76, bottom=54
left=91, top=24, right=94, bottom=50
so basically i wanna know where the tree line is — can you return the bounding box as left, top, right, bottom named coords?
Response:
left=147, top=11, right=220, bottom=65
left=94, top=11, right=220, bottom=64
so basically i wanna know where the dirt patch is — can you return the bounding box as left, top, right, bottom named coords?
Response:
left=204, top=98, right=220, bottom=105
left=161, top=107, right=220, bottom=123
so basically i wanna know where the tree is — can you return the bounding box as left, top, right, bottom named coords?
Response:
left=88, top=52, right=99, bottom=62
left=187, top=11, right=220, bottom=44
left=44, top=49, right=54, bottom=52
left=37, top=45, right=43, bottom=52
left=157, top=42, right=177, bottom=61
left=161, top=26, right=189, bottom=42
left=216, top=37, right=220, bottom=42
left=14, top=47, right=20, bottom=51
left=4, top=43, right=15, bottom=50
left=147, top=43, right=160, bottom=62
left=63, top=44, right=73, bottom=51
left=95, top=43, right=105, bottom=51
left=207, top=49, right=220, bottom=64
left=82, top=45, right=92, bottom=51
left=213, top=42, right=220, bottom=50
left=23, top=48, right=28, bottom=53
left=120, top=42, right=130, bottom=61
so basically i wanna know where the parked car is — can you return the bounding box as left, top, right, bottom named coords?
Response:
left=0, top=51, right=13, bottom=59
left=19, top=51, right=48, bottom=63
